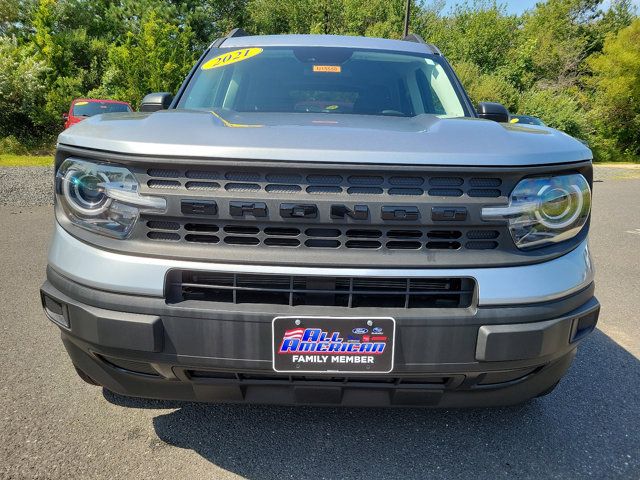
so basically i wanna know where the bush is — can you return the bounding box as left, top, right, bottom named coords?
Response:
left=587, top=19, right=640, bottom=160
left=455, top=61, right=520, bottom=112
left=0, top=135, right=28, bottom=155
left=517, top=88, right=587, bottom=139
left=0, top=36, right=49, bottom=139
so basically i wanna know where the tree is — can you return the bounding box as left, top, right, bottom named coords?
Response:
left=92, top=12, right=195, bottom=108
left=588, top=19, right=640, bottom=159
left=0, top=36, right=48, bottom=139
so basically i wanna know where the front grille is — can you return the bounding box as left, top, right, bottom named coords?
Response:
left=166, top=271, right=475, bottom=308
left=56, top=147, right=593, bottom=268
left=144, top=168, right=504, bottom=198
left=145, top=219, right=501, bottom=251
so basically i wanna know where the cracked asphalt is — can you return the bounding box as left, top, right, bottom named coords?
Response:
left=0, top=165, right=638, bottom=479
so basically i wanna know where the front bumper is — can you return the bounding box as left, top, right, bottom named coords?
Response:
left=41, top=228, right=600, bottom=406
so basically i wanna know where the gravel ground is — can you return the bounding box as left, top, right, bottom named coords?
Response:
left=0, top=166, right=54, bottom=207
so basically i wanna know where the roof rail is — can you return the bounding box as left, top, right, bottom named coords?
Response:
left=210, top=27, right=251, bottom=48
left=402, top=33, right=441, bottom=55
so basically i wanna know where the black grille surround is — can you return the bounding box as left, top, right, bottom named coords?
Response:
left=166, top=271, right=476, bottom=309
left=54, top=146, right=593, bottom=268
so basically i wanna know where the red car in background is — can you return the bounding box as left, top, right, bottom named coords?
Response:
left=63, top=98, right=132, bottom=129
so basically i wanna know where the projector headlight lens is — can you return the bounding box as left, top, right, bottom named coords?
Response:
left=56, top=158, right=166, bottom=239
left=482, top=173, right=591, bottom=249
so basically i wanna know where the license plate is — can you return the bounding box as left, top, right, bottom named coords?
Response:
left=272, top=316, right=395, bottom=374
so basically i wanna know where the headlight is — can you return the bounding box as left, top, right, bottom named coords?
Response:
left=56, top=158, right=166, bottom=239
left=482, top=173, right=591, bottom=249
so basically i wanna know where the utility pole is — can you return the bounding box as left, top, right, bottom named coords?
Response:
left=403, top=0, right=411, bottom=37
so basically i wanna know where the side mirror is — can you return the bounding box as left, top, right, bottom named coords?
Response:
left=139, top=92, right=173, bottom=112
left=477, top=102, right=510, bottom=123
left=62, top=113, right=69, bottom=120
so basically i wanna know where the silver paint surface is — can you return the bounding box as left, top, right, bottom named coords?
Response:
left=58, top=110, right=592, bottom=166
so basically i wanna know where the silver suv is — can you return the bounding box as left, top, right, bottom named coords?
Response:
left=40, top=31, right=599, bottom=407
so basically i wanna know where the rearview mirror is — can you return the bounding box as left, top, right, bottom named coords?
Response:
left=477, top=102, right=510, bottom=123
left=62, top=113, right=68, bottom=120
left=139, top=92, right=173, bottom=112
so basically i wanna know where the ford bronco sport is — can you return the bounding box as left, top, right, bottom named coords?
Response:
left=40, top=31, right=600, bottom=407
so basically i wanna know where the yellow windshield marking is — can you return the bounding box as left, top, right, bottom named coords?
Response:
left=210, top=111, right=263, bottom=128
left=202, top=48, right=263, bottom=70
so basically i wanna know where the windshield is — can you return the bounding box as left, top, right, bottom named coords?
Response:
left=72, top=101, right=131, bottom=117
left=179, top=47, right=467, bottom=118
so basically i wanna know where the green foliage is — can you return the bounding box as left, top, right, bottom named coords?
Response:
left=518, top=88, right=587, bottom=138
left=418, top=1, right=520, bottom=73
left=91, top=12, right=195, bottom=109
left=588, top=19, right=640, bottom=160
left=454, top=61, right=519, bottom=111
left=248, top=0, right=409, bottom=37
left=0, top=135, right=29, bottom=155
left=0, top=36, right=49, bottom=139
left=0, top=0, right=638, bottom=159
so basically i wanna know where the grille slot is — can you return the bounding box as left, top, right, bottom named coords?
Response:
left=264, top=238, right=300, bottom=247
left=347, top=229, right=382, bottom=238
left=225, top=182, right=260, bottom=192
left=147, top=231, right=180, bottom=241
left=348, top=175, right=384, bottom=185
left=185, top=223, right=219, bottom=232
left=390, top=176, right=424, bottom=186
left=226, top=171, right=260, bottom=181
left=470, top=177, right=502, bottom=187
left=167, top=271, right=476, bottom=309
left=185, top=234, right=219, bottom=243
left=148, top=179, right=180, bottom=189
left=428, top=188, right=463, bottom=197
left=305, top=239, right=340, bottom=248
left=387, top=241, right=422, bottom=250
left=467, top=230, right=500, bottom=240
left=265, top=184, right=302, bottom=193
left=468, top=188, right=501, bottom=198
left=387, top=230, right=422, bottom=238
left=347, top=186, right=383, bottom=195
left=147, top=220, right=180, bottom=230
left=429, top=177, right=463, bottom=186
left=307, top=186, right=342, bottom=194
left=148, top=168, right=179, bottom=178
left=186, top=181, right=220, bottom=191
left=389, top=188, right=424, bottom=196
left=345, top=240, right=381, bottom=249
left=186, top=170, right=219, bottom=179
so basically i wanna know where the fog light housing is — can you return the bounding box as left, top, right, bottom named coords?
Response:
left=41, top=292, right=69, bottom=329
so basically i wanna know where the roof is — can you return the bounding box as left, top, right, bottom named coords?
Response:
left=72, top=98, right=131, bottom=105
left=219, top=34, right=438, bottom=55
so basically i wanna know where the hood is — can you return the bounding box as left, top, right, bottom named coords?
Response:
left=58, top=109, right=592, bottom=166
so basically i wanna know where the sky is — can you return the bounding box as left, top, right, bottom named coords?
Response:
left=439, top=0, right=640, bottom=15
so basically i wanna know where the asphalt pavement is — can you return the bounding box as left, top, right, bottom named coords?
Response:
left=0, top=165, right=638, bottom=479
